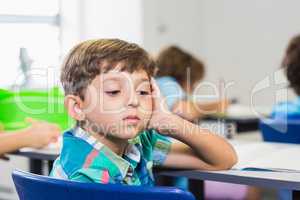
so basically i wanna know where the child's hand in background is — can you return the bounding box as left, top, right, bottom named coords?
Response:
left=24, top=118, right=60, bottom=149
left=216, top=99, right=230, bottom=114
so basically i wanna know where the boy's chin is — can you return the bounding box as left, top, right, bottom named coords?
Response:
left=116, top=127, right=143, bottom=140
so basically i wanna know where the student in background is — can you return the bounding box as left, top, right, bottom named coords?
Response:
left=270, top=34, right=300, bottom=200
left=0, top=118, right=60, bottom=155
left=155, top=46, right=229, bottom=122
left=271, top=34, right=300, bottom=119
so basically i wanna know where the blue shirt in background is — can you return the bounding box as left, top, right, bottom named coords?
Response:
left=271, top=97, right=300, bottom=120
left=155, top=76, right=187, bottom=110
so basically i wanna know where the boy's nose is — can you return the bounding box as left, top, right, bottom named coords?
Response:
left=127, top=91, right=140, bottom=107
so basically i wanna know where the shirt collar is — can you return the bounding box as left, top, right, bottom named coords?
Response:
left=72, top=127, right=141, bottom=179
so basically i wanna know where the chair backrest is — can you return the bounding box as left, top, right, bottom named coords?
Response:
left=12, top=170, right=195, bottom=200
left=260, top=119, right=300, bottom=144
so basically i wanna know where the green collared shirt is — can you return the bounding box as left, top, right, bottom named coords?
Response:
left=50, top=127, right=171, bottom=186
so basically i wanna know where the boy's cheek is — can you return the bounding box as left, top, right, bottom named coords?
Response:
left=92, top=100, right=127, bottom=114
left=138, top=107, right=152, bottom=119
left=140, top=100, right=153, bottom=111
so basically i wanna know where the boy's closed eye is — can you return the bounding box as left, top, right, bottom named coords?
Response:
left=137, top=82, right=151, bottom=96
left=137, top=90, right=151, bottom=95
left=103, top=80, right=122, bottom=96
left=105, top=90, right=121, bottom=96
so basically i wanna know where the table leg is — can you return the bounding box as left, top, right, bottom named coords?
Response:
left=188, top=179, right=204, bottom=200
left=29, top=159, right=43, bottom=175
left=292, top=190, right=300, bottom=200
left=155, top=174, right=178, bottom=186
left=48, top=160, right=54, bottom=175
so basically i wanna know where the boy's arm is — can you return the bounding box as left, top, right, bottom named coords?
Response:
left=149, top=78, right=237, bottom=170
left=172, top=99, right=229, bottom=121
left=160, top=114, right=237, bottom=170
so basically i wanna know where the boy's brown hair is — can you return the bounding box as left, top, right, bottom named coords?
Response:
left=61, top=39, right=156, bottom=99
left=156, top=46, right=205, bottom=87
left=282, top=34, right=300, bottom=95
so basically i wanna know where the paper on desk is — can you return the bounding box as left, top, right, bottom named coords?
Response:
left=232, top=141, right=300, bottom=172
left=226, top=104, right=271, bottom=119
left=47, top=136, right=62, bottom=150
left=20, top=136, right=62, bottom=154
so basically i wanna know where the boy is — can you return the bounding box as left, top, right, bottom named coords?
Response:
left=50, top=39, right=237, bottom=185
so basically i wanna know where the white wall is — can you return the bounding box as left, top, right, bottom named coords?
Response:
left=143, top=0, right=203, bottom=56
left=60, top=0, right=143, bottom=56
left=198, top=0, right=300, bottom=106
left=142, top=0, right=300, bottom=107
left=61, top=0, right=300, bottom=106
left=60, top=0, right=82, bottom=57
left=81, top=0, right=142, bottom=44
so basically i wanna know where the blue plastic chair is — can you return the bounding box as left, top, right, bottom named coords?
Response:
left=12, top=170, right=195, bottom=200
left=260, top=118, right=300, bottom=144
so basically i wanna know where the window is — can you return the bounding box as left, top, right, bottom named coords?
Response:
left=0, top=0, right=61, bottom=88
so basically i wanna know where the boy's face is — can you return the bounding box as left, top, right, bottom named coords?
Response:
left=81, top=68, right=153, bottom=140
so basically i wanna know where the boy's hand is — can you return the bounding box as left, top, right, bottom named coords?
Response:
left=24, top=118, right=60, bottom=149
left=148, top=78, right=178, bottom=135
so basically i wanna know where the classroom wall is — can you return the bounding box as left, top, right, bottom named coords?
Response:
left=81, top=0, right=142, bottom=44
left=143, top=0, right=204, bottom=57
left=60, top=0, right=143, bottom=56
left=142, top=0, right=300, bottom=107
left=61, top=0, right=300, bottom=107
left=60, top=0, right=82, bottom=57
left=197, top=0, right=300, bottom=106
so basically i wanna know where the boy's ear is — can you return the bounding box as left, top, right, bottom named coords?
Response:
left=64, top=95, right=85, bottom=121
